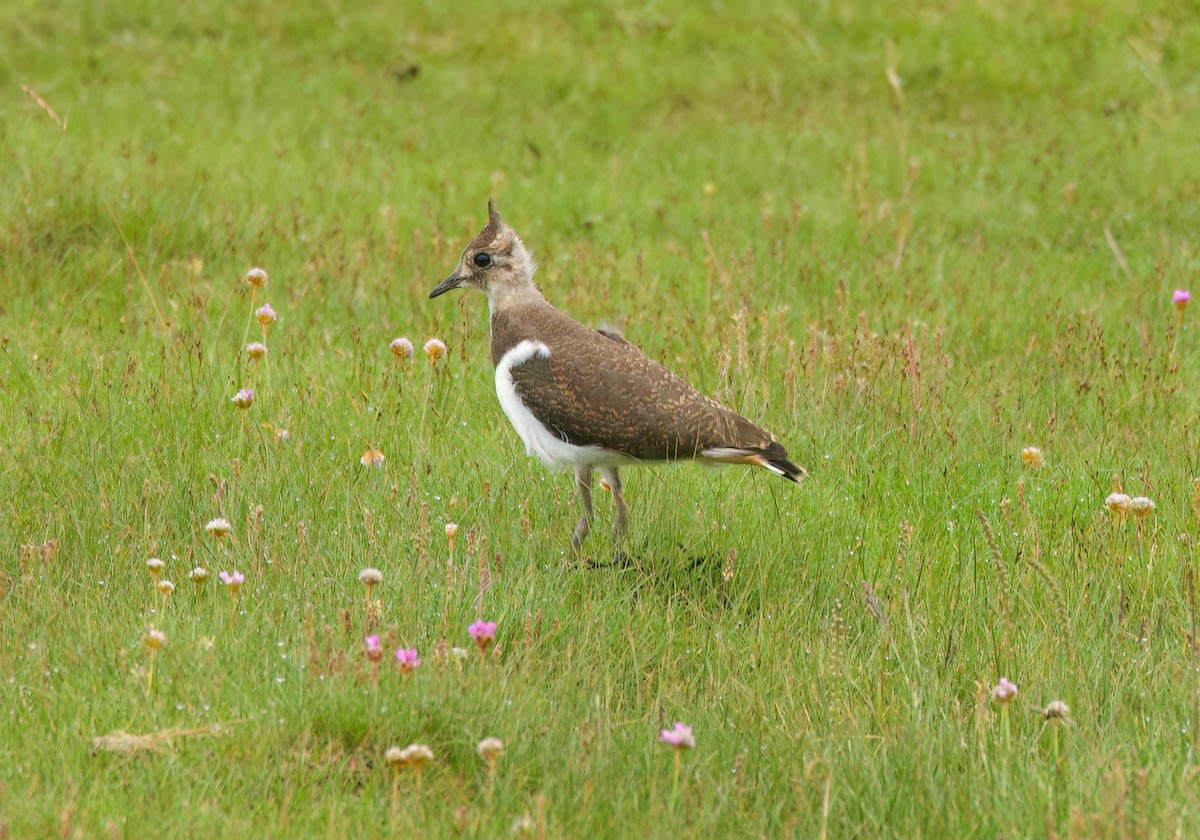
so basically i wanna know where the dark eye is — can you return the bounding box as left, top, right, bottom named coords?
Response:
left=473, top=252, right=492, bottom=268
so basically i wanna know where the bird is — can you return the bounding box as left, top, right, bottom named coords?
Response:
left=429, top=202, right=805, bottom=554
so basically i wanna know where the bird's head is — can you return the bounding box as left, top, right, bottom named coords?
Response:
left=429, top=201, right=537, bottom=303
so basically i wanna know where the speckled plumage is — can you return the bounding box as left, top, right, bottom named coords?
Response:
left=490, top=299, right=787, bottom=464
left=430, top=203, right=804, bottom=552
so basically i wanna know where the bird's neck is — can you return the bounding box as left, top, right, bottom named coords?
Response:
left=486, top=281, right=545, bottom=319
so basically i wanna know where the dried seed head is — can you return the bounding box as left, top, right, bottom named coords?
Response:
left=1043, top=700, right=1070, bottom=721
left=1020, top=447, right=1044, bottom=469
left=144, top=628, right=167, bottom=650
left=398, top=744, right=434, bottom=767
left=205, top=518, right=233, bottom=539
left=1104, top=493, right=1132, bottom=514
left=477, top=736, right=505, bottom=761
left=423, top=338, right=447, bottom=362
left=1130, top=496, right=1155, bottom=519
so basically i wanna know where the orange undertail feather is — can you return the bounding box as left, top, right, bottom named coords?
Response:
left=700, top=446, right=808, bottom=483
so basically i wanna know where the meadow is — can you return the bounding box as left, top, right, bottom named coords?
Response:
left=3, top=0, right=1200, bottom=836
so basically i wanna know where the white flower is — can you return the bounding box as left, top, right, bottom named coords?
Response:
left=398, top=744, right=434, bottom=767
left=1130, top=496, right=1155, bottom=519
left=146, top=557, right=166, bottom=575
left=246, top=342, right=268, bottom=360
left=390, top=337, right=414, bottom=359
left=205, top=518, right=233, bottom=539
left=358, top=568, right=383, bottom=586
left=1104, top=493, right=1132, bottom=514
left=157, top=580, right=175, bottom=596
left=478, top=737, right=505, bottom=761
left=423, top=338, right=448, bottom=362
left=144, top=628, right=167, bottom=650
left=1043, top=700, right=1070, bottom=721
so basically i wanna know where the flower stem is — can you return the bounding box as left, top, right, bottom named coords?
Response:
left=672, top=750, right=682, bottom=810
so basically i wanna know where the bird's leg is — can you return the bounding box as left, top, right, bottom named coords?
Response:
left=599, top=466, right=628, bottom=555
left=571, top=465, right=594, bottom=553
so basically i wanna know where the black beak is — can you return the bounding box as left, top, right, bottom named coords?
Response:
left=429, top=273, right=463, bottom=299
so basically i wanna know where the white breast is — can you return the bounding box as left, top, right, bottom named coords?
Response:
left=494, top=340, right=630, bottom=470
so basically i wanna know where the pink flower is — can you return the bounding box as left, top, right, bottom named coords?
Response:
left=256, top=303, right=278, bottom=326
left=1174, top=289, right=1191, bottom=310
left=395, top=647, right=422, bottom=673
left=244, top=267, right=269, bottom=289
left=389, top=337, right=414, bottom=359
left=468, top=620, right=497, bottom=652
left=218, top=570, right=245, bottom=594
left=659, top=722, right=695, bottom=750
left=231, top=388, right=254, bottom=409
left=992, top=677, right=1018, bottom=704
left=366, top=635, right=383, bottom=663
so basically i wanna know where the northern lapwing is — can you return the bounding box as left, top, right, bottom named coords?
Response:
left=429, top=202, right=805, bottom=553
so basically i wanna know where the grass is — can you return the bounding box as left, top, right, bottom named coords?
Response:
left=2, top=0, right=1200, bottom=835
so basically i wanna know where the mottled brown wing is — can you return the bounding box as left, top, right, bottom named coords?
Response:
left=508, top=330, right=774, bottom=462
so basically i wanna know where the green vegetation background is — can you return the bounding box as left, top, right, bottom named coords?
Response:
left=2, top=0, right=1200, bottom=836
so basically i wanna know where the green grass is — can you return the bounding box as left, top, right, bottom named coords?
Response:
left=3, top=0, right=1200, bottom=835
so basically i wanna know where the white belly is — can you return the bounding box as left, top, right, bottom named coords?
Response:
left=494, top=340, right=634, bottom=470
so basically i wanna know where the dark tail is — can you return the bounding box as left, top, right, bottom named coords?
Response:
left=700, top=440, right=807, bottom=483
